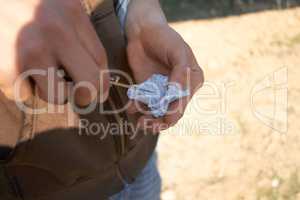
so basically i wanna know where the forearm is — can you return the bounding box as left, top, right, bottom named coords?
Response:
left=125, top=0, right=168, bottom=39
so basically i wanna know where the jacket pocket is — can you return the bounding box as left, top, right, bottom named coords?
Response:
left=5, top=95, right=119, bottom=199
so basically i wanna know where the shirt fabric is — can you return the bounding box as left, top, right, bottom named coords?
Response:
left=110, top=153, right=161, bottom=200
left=115, top=0, right=130, bottom=29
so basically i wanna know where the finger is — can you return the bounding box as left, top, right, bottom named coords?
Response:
left=72, top=6, right=108, bottom=68
left=163, top=96, right=189, bottom=126
left=167, top=65, right=203, bottom=117
left=169, top=44, right=204, bottom=95
left=57, top=36, right=110, bottom=106
left=32, top=69, right=68, bottom=105
left=127, top=41, right=170, bottom=83
left=127, top=100, right=148, bottom=114
left=166, top=45, right=204, bottom=125
left=24, top=56, right=68, bottom=104
left=137, top=115, right=169, bottom=133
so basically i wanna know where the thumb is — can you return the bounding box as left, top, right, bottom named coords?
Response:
left=169, top=44, right=204, bottom=95
left=168, top=46, right=191, bottom=90
left=0, top=69, right=33, bottom=102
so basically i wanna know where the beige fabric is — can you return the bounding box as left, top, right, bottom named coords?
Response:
left=0, top=90, right=23, bottom=151
left=0, top=86, right=82, bottom=159
left=81, top=0, right=103, bottom=14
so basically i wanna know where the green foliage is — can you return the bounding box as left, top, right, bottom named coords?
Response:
left=160, top=0, right=300, bottom=21
left=160, top=0, right=235, bottom=21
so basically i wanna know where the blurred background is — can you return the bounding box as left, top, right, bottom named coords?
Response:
left=161, top=0, right=300, bottom=21
left=157, top=1, right=300, bottom=200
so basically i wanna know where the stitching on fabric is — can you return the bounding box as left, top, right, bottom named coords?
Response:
left=29, top=86, right=39, bottom=140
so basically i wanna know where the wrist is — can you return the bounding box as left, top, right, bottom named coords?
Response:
left=125, top=0, right=168, bottom=40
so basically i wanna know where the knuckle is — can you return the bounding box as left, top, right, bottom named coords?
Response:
left=41, top=18, right=65, bottom=34
left=64, top=0, right=82, bottom=14
left=39, top=21, right=72, bottom=45
left=23, top=40, right=45, bottom=60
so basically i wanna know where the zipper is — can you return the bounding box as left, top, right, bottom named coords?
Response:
left=108, top=86, right=126, bottom=156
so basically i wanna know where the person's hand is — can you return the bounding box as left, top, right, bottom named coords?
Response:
left=125, top=0, right=204, bottom=132
left=0, top=0, right=110, bottom=106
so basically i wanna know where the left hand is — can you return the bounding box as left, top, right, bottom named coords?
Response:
left=126, top=24, right=204, bottom=132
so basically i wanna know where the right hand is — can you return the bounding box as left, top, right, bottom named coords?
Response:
left=0, top=0, right=110, bottom=106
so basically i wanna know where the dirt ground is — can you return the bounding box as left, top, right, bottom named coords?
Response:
left=157, top=8, right=300, bottom=200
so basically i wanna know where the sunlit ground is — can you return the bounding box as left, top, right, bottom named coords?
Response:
left=158, top=7, right=300, bottom=200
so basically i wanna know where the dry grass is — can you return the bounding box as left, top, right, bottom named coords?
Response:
left=158, top=7, right=300, bottom=200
